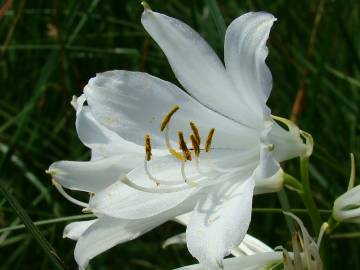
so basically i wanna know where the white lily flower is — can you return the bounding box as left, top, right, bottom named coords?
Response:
left=333, top=154, right=360, bottom=223
left=47, top=5, right=307, bottom=269
left=174, top=213, right=327, bottom=270
left=333, top=185, right=360, bottom=223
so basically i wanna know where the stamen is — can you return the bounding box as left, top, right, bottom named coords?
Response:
left=160, top=106, right=179, bottom=131
left=205, top=128, right=215, bottom=152
left=180, top=161, right=197, bottom=186
left=144, top=133, right=152, bottom=161
left=164, top=127, right=185, bottom=161
left=52, top=180, right=89, bottom=208
left=178, top=131, right=192, bottom=161
left=189, top=121, right=201, bottom=145
left=160, top=106, right=185, bottom=161
left=190, top=134, right=200, bottom=157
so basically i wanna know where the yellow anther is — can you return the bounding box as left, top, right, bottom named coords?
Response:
left=190, top=134, right=200, bottom=157
left=160, top=106, right=179, bottom=131
left=205, top=128, right=215, bottom=152
left=145, top=133, right=152, bottom=161
left=178, top=131, right=192, bottom=161
left=170, top=149, right=186, bottom=161
left=189, top=121, right=201, bottom=145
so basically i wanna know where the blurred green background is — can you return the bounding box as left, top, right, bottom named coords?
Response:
left=0, top=0, right=359, bottom=269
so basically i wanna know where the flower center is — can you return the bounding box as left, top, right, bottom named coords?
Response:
left=120, top=105, right=218, bottom=193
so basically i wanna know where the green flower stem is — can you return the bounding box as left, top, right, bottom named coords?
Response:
left=327, top=214, right=340, bottom=233
left=331, top=232, right=360, bottom=239
left=0, top=214, right=95, bottom=233
left=253, top=208, right=332, bottom=215
left=300, top=156, right=322, bottom=236
left=284, top=173, right=304, bottom=193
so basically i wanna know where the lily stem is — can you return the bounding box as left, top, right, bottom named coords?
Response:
left=284, top=173, right=304, bottom=193
left=300, top=156, right=322, bottom=236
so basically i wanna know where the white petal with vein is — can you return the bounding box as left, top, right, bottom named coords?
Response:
left=74, top=216, right=168, bottom=270
left=63, top=219, right=97, bottom=240
left=225, top=12, right=276, bottom=117
left=84, top=70, right=256, bottom=149
left=175, top=252, right=282, bottom=270
left=75, top=94, right=142, bottom=159
left=142, top=10, right=259, bottom=127
left=186, top=177, right=255, bottom=270
left=49, top=155, right=142, bottom=193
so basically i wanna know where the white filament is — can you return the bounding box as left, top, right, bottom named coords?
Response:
left=53, top=181, right=89, bottom=208
left=144, top=158, right=186, bottom=186
left=180, top=161, right=198, bottom=186
left=120, top=175, right=194, bottom=193
left=164, top=126, right=175, bottom=154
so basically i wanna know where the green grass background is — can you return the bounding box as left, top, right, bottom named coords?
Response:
left=0, top=0, right=359, bottom=269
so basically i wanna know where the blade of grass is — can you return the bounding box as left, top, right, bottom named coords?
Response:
left=0, top=50, right=66, bottom=269
left=0, top=143, right=50, bottom=203
left=0, top=214, right=95, bottom=233
left=325, top=65, right=360, bottom=88
left=277, top=189, right=296, bottom=236
left=0, top=181, right=66, bottom=269
left=0, top=234, right=29, bottom=247
left=1, top=239, right=30, bottom=269
left=204, top=0, right=226, bottom=44
left=66, top=0, right=101, bottom=46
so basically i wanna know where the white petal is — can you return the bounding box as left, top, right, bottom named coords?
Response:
left=252, top=141, right=284, bottom=195
left=174, top=212, right=192, bottom=225
left=253, top=144, right=280, bottom=180
left=48, top=155, right=142, bottom=193
left=74, top=216, right=168, bottom=270
left=234, top=234, right=273, bottom=256
left=163, top=233, right=186, bottom=249
left=84, top=70, right=256, bottom=149
left=175, top=252, right=282, bottom=270
left=267, top=121, right=306, bottom=162
left=224, top=12, right=276, bottom=117
left=89, top=155, right=201, bottom=219
left=141, top=10, right=259, bottom=127
left=186, top=177, right=255, bottom=270
left=89, top=149, right=258, bottom=220
left=63, top=219, right=97, bottom=240
left=174, top=213, right=273, bottom=257
left=75, top=94, right=142, bottom=159
left=334, top=185, right=360, bottom=223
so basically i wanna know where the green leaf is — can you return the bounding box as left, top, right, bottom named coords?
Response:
left=204, top=0, right=226, bottom=44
